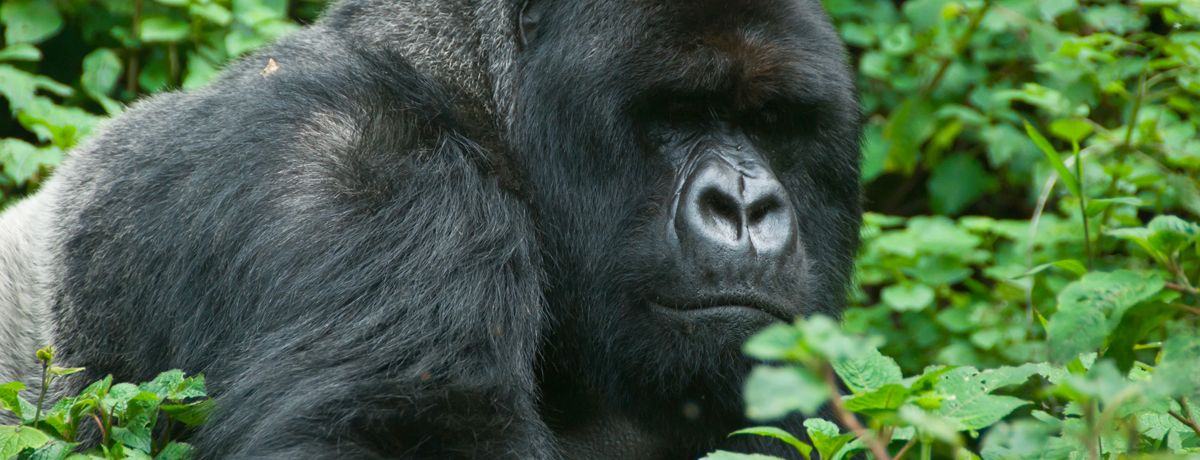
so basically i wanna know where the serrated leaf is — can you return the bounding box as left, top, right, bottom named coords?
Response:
left=844, top=384, right=909, bottom=413
left=0, top=427, right=50, bottom=459
left=0, top=382, right=27, bottom=418
left=934, top=366, right=1039, bottom=430
left=804, top=418, right=854, bottom=460
left=1148, top=215, right=1200, bottom=255
left=730, top=427, right=812, bottom=459
left=1049, top=118, right=1093, bottom=144
left=20, top=439, right=77, bottom=460
left=80, top=49, right=121, bottom=99
left=1047, top=271, right=1164, bottom=362
left=153, top=442, right=194, bottom=460
left=831, top=347, right=903, bottom=394
left=744, top=366, right=829, bottom=420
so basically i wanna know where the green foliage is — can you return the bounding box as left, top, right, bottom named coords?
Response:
left=0, top=0, right=323, bottom=208
left=0, top=347, right=210, bottom=460
left=713, top=3, right=1200, bottom=457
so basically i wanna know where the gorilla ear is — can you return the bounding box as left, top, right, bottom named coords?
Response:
left=518, top=0, right=544, bottom=48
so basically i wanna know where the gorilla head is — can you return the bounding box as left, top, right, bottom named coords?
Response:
left=510, top=0, right=862, bottom=451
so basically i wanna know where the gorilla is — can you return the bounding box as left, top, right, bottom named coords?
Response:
left=0, top=0, right=861, bottom=458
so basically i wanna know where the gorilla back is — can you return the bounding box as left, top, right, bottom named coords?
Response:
left=0, top=0, right=861, bottom=458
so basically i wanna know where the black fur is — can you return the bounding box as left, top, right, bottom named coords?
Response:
left=19, top=0, right=861, bottom=458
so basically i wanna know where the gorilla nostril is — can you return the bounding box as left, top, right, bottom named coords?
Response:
left=699, top=187, right=741, bottom=229
left=747, top=197, right=782, bottom=226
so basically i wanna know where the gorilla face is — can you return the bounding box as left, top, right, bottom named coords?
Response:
left=511, top=0, right=862, bottom=440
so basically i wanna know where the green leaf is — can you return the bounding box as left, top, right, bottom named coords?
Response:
left=0, top=44, right=40, bottom=62
left=160, top=399, right=213, bottom=427
left=844, top=383, right=909, bottom=413
left=1154, top=331, right=1200, bottom=398
left=1084, top=197, right=1142, bottom=217
left=803, top=418, right=854, bottom=460
left=1147, top=215, right=1200, bottom=255
left=0, top=139, right=63, bottom=183
left=19, top=439, right=77, bottom=460
left=1049, top=118, right=1094, bottom=144
left=928, top=154, right=989, bottom=216
left=899, top=405, right=963, bottom=444
left=80, top=49, right=122, bottom=99
left=1017, top=259, right=1088, bottom=279
left=1047, top=271, right=1164, bottom=362
left=730, top=427, right=812, bottom=459
left=743, top=324, right=804, bottom=362
left=934, top=366, right=1039, bottom=430
left=831, top=347, right=903, bottom=394
left=0, top=427, right=50, bottom=460
left=189, top=3, right=232, bottom=26
left=1024, top=121, right=1080, bottom=198
left=111, top=393, right=162, bottom=454
left=881, top=284, right=935, bottom=312
left=139, top=17, right=190, bottom=43
left=153, top=0, right=189, bottom=7
left=0, top=0, right=63, bottom=44
left=744, top=366, right=829, bottom=420
left=153, top=442, right=195, bottom=460
left=883, top=98, right=935, bottom=174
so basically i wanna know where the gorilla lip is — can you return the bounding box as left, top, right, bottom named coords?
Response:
left=648, top=295, right=791, bottom=323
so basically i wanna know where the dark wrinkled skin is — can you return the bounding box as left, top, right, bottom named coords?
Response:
left=0, top=0, right=860, bottom=458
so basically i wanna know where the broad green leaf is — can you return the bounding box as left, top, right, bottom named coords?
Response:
left=1047, top=270, right=1164, bottom=362
left=139, top=17, right=190, bottom=43
left=190, top=3, right=232, bottom=26
left=80, top=49, right=122, bottom=99
left=0, top=44, right=40, bottom=62
left=729, top=427, right=812, bottom=459
left=884, top=98, right=935, bottom=174
left=1154, top=331, right=1200, bottom=398
left=153, top=442, right=195, bottom=460
left=928, top=154, right=989, bottom=215
left=1147, top=215, right=1200, bottom=255
left=111, top=392, right=162, bottom=453
left=20, top=439, right=77, bottom=460
left=881, top=284, right=934, bottom=312
left=899, top=405, right=963, bottom=444
left=934, top=366, right=1039, bottom=430
left=830, top=347, right=903, bottom=394
left=743, top=324, right=804, bottom=362
left=843, top=383, right=909, bottom=413
left=0, top=0, right=62, bottom=44
left=0, top=139, right=63, bottom=183
left=153, top=0, right=189, bottom=7
left=0, top=426, right=50, bottom=459
left=1024, top=121, right=1080, bottom=198
left=1085, top=197, right=1142, bottom=217
left=803, top=418, right=854, bottom=460
left=1049, top=118, right=1093, bottom=144
left=744, top=366, right=829, bottom=420
left=160, top=399, right=213, bottom=427
left=980, top=419, right=1075, bottom=460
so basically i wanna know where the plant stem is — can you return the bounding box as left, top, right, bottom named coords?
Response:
left=32, top=362, right=47, bottom=427
left=1075, top=143, right=1093, bottom=269
left=822, top=366, right=891, bottom=460
left=1124, top=71, right=1147, bottom=147
left=1166, top=283, right=1200, bottom=296
left=893, top=438, right=918, bottom=460
left=920, top=439, right=932, bottom=460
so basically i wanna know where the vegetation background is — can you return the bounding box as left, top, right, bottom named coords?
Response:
left=1, top=0, right=1199, bottom=459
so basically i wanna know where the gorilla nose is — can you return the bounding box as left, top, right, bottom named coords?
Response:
left=677, top=157, right=797, bottom=258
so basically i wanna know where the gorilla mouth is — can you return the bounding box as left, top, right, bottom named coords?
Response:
left=648, top=294, right=792, bottom=323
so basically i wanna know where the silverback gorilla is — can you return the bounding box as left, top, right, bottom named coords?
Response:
left=0, top=0, right=861, bottom=458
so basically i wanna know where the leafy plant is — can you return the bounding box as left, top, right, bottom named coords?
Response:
left=1, top=346, right=211, bottom=460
